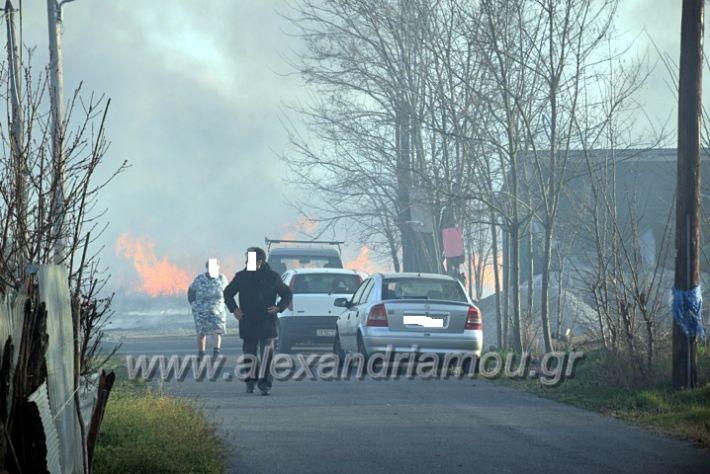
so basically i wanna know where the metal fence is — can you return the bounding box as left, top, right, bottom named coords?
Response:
left=1, top=264, right=99, bottom=474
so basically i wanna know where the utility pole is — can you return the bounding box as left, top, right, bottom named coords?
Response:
left=673, top=0, right=704, bottom=390
left=47, top=0, right=67, bottom=264
left=5, top=0, right=28, bottom=272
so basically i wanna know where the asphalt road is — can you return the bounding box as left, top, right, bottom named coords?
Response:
left=113, top=335, right=710, bottom=474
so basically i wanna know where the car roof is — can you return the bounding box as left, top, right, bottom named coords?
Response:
left=268, top=247, right=341, bottom=257
left=376, top=272, right=458, bottom=281
left=286, top=268, right=365, bottom=276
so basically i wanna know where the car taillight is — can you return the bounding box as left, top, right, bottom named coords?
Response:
left=366, top=303, right=388, bottom=327
left=288, top=277, right=296, bottom=311
left=465, top=306, right=482, bottom=330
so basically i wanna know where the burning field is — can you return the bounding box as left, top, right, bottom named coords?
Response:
left=115, top=233, right=193, bottom=296
left=112, top=233, right=196, bottom=334
left=111, top=227, right=388, bottom=336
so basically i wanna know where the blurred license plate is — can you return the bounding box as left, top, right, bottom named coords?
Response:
left=404, top=315, right=446, bottom=328
left=317, top=329, right=336, bottom=337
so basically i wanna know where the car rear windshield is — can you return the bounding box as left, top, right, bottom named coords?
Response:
left=292, top=273, right=362, bottom=294
left=381, top=278, right=467, bottom=302
left=268, top=256, right=343, bottom=273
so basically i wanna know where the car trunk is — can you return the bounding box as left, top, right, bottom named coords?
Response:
left=383, top=299, right=471, bottom=333
left=290, top=293, right=352, bottom=317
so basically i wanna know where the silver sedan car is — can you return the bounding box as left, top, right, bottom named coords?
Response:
left=333, top=272, right=482, bottom=361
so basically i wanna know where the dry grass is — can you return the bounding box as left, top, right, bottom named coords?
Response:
left=92, top=362, right=225, bottom=474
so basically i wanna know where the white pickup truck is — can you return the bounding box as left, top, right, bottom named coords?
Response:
left=278, top=268, right=367, bottom=352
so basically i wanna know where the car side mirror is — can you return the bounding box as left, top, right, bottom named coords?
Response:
left=334, top=297, right=351, bottom=308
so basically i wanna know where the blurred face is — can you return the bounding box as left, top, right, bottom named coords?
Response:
left=207, top=258, right=219, bottom=278
left=246, top=251, right=263, bottom=271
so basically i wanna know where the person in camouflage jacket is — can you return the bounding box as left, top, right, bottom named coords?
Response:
left=188, top=259, right=229, bottom=358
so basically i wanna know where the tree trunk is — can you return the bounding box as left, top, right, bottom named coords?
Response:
left=396, top=106, right=416, bottom=272
left=466, top=229, right=474, bottom=298
left=526, top=223, right=534, bottom=334
left=503, top=229, right=510, bottom=351
left=490, top=213, right=503, bottom=350
left=510, top=223, right=522, bottom=353
left=540, top=220, right=554, bottom=352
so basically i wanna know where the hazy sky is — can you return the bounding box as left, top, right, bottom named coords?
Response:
left=13, top=0, right=703, bottom=295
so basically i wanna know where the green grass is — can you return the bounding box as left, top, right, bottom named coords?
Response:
left=493, top=349, right=710, bottom=448
left=92, top=360, right=225, bottom=474
left=603, top=384, right=710, bottom=447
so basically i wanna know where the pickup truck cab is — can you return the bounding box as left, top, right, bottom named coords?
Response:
left=278, top=268, right=367, bottom=352
left=268, top=247, right=343, bottom=273
left=265, top=238, right=345, bottom=274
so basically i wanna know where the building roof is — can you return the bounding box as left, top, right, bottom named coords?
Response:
left=518, top=147, right=707, bottom=163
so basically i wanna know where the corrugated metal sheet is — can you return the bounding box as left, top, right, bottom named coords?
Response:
left=11, top=292, right=27, bottom=369
left=0, top=293, right=13, bottom=354
left=0, top=293, right=13, bottom=415
left=28, top=382, right=63, bottom=474
left=0, top=293, right=13, bottom=370
left=40, top=265, right=84, bottom=474
left=0, top=290, right=28, bottom=418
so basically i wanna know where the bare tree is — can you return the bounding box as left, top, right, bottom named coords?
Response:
left=283, top=0, right=656, bottom=360
left=570, top=45, right=670, bottom=385
left=284, top=0, right=443, bottom=272
left=1, top=15, right=125, bottom=471
left=457, top=0, right=547, bottom=352
left=0, top=39, right=126, bottom=372
left=511, top=0, right=621, bottom=352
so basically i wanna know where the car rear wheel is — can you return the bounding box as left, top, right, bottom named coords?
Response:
left=358, top=332, right=391, bottom=375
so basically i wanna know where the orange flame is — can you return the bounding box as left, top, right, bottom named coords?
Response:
left=465, top=254, right=502, bottom=291
left=115, top=233, right=192, bottom=296
left=344, top=246, right=387, bottom=274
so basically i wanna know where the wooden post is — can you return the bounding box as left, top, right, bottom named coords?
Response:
left=47, top=0, right=67, bottom=265
left=86, top=370, right=115, bottom=470
left=673, top=0, right=703, bottom=390
left=5, top=0, right=28, bottom=271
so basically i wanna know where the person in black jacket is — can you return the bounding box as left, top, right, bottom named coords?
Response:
left=223, top=246, right=292, bottom=395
